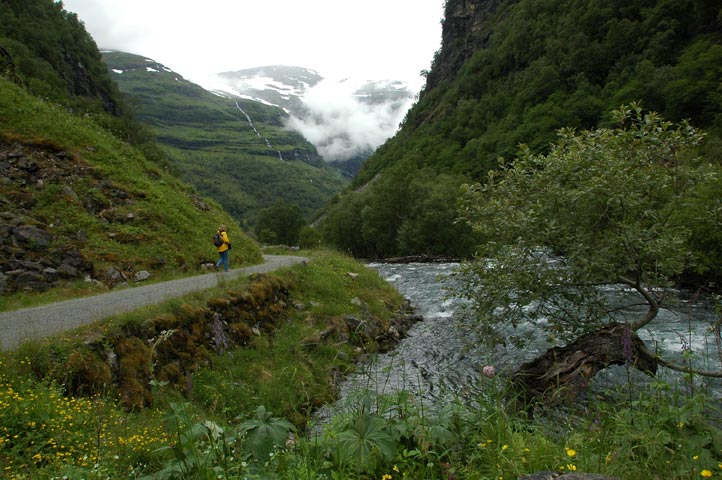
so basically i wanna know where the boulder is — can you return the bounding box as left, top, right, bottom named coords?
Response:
left=13, top=225, right=52, bottom=248
left=134, top=270, right=151, bottom=282
left=14, top=270, right=51, bottom=292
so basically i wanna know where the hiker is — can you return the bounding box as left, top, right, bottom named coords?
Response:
left=214, top=225, right=231, bottom=272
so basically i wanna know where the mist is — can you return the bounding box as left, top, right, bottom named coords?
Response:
left=285, top=78, right=416, bottom=162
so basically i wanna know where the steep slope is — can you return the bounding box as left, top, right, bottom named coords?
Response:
left=103, top=52, right=348, bottom=227
left=0, top=77, right=262, bottom=299
left=0, top=0, right=120, bottom=114
left=319, top=0, right=722, bottom=259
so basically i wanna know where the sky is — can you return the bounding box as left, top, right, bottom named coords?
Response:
left=62, top=0, right=445, bottom=90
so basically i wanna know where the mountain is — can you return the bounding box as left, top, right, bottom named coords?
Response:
left=206, top=65, right=417, bottom=176
left=103, top=52, right=348, bottom=227
left=318, top=0, right=722, bottom=263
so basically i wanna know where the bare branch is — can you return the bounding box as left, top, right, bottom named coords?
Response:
left=639, top=343, right=722, bottom=378
left=618, top=275, right=659, bottom=330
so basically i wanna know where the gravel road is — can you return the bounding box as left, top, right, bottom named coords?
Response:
left=0, top=255, right=307, bottom=351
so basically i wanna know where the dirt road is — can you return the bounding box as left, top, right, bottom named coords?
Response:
left=0, top=255, right=307, bottom=351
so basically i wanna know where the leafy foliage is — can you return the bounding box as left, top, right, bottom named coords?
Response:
left=322, top=0, right=722, bottom=265
left=254, top=199, right=306, bottom=246
left=455, top=105, right=715, bottom=350
left=0, top=0, right=120, bottom=114
left=238, top=405, right=294, bottom=462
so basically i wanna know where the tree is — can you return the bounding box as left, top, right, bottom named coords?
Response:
left=456, top=104, right=721, bottom=405
left=254, top=200, right=305, bottom=246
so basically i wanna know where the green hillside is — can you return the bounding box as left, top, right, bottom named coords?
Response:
left=103, top=51, right=348, bottom=227
left=319, top=0, right=722, bottom=264
left=0, top=0, right=262, bottom=304
left=0, top=77, right=261, bottom=303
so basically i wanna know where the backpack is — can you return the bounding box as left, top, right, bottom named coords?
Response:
left=212, top=232, right=223, bottom=247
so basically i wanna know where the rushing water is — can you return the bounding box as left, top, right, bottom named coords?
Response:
left=318, top=262, right=721, bottom=421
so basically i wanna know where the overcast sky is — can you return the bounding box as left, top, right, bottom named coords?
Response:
left=62, top=0, right=445, bottom=90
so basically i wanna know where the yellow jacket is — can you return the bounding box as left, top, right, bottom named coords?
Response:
left=217, top=231, right=230, bottom=253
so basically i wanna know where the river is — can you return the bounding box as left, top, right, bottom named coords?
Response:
left=318, top=262, right=722, bottom=420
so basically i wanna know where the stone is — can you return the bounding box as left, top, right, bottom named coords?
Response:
left=134, top=270, right=151, bottom=282
left=43, top=267, right=59, bottom=283
left=14, top=271, right=51, bottom=292
left=57, top=262, right=79, bottom=278
left=62, top=185, right=79, bottom=202
left=13, top=225, right=52, bottom=247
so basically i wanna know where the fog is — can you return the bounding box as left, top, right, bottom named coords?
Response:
left=286, top=78, right=416, bottom=161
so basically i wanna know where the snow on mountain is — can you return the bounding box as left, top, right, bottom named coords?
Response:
left=199, top=65, right=417, bottom=168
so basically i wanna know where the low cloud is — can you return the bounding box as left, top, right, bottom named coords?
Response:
left=285, top=78, right=415, bottom=162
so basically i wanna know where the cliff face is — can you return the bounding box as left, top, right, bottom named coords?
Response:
left=425, top=0, right=503, bottom=90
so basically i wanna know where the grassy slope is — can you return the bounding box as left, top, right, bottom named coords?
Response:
left=0, top=78, right=262, bottom=308
left=104, top=51, right=348, bottom=226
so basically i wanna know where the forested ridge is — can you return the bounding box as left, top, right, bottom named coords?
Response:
left=319, top=0, right=722, bottom=277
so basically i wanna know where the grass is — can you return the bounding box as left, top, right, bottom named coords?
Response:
left=0, top=77, right=263, bottom=312
left=1, top=250, right=721, bottom=479
left=102, top=51, right=348, bottom=226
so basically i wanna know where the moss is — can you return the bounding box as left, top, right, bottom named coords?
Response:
left=63, top=349, right=112, bottom=396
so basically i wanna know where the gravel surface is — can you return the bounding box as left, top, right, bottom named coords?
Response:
left=0, top=255, right=307, bottom=351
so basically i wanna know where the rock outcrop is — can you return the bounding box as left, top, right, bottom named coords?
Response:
left=426, top=0, right=503, bottom=90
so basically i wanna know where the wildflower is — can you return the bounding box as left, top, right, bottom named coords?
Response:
left=567, top=464, right=577, bottom=471
left=482, top=365, right=496, bottom=378
left=694, top=455, right=700, bottom=461
left=502, top=444, right=509, bottom=451
left=700, top=470, right=712, bottom=477
left=382, top=475, right=392, bottom=480
left=393, top=465, right=399, bottom=472
left=566, top=448, right=577, bottom=458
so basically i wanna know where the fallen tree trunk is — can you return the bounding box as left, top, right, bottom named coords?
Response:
left=510, top=323, right=658, bottom=407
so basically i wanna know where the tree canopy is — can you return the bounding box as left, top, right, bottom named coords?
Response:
left=455, top=105, right=721, bottom=380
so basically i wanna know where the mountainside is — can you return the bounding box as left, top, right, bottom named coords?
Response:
left=0, top=0, right=120, bottom=114
left=208, top=65, right=417, bottom=176
left=319, top=0, right=722, bottom=262
left=103, top=52, right=348, bottom=226
left=0, top=1, right=262, bottom=301
left=0, top=78, right=261, bottom=299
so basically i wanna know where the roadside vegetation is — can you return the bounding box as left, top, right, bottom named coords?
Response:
left=0, top=250, right=720, bottom=479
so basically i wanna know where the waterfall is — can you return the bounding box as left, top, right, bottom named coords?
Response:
left=233, top=100, right=285, bottom=161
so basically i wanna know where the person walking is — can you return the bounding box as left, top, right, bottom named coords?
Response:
left=215, top=225, right=231, bottom=272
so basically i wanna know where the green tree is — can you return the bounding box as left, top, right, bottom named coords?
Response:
left=254, top=200, right=306, bottom=246
left=456, top=104, right=721, bottom=403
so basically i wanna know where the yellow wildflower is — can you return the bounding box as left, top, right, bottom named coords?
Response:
left=700, top=470, right=712, bottom=478
left=566, top=448, right=577, bottom=458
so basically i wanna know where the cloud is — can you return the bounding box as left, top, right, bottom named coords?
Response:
left=285, top=79, right=415, bottom=161
left=62, top=0, right=443, bottom=86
